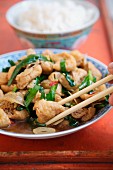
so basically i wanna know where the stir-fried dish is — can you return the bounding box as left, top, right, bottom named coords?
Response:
left=0, top=49, right=109, bottom=134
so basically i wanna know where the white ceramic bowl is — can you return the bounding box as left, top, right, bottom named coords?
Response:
left=0, top=49, right=112, bottom=139
left=6, top=0, right=100, bottom=49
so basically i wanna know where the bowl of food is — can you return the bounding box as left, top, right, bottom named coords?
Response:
left=6, top=0, right=99, bottom=49
left=0, top=48, right=112, bottom=139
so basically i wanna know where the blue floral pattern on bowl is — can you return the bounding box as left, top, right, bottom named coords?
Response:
left=17, top=28, right=91, bottom=49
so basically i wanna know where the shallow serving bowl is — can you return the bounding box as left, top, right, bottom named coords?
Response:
left=6, top=0, right=99, bottom=49
left=0, top=48, right=112, bottom=139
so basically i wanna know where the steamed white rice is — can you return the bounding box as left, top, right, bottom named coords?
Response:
left=17, top=0, right=95, bottom=33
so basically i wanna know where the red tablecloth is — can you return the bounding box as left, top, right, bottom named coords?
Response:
left=0, top=1, right=113, bottom=168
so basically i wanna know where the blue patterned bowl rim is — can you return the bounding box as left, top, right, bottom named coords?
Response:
left=0, top=48, right=112, bottom=139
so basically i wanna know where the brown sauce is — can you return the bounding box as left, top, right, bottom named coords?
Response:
left=2, top=119, right=72, bottom=134
left=3, top=121, right=33, bottom=134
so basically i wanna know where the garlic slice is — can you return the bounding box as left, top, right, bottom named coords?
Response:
left=33, top=127, right=56, bottom=134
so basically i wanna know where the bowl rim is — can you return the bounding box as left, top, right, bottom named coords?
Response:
left=0, top=48, right=111, bottom=139
left=6, top=0, right=100, bottom=36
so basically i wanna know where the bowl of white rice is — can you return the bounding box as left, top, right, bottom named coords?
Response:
left=6, top=0, right=99, bottom=49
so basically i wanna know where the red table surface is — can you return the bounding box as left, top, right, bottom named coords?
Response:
left=0, top=0, right=113, bottom=153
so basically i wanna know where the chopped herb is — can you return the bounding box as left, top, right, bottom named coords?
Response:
left=26, top=103, right=36, bottom=115
left=79, top=70, right=96, bottom=90
left=28, top=117, right=46, bottom=127
left=8, top=60, right=15, bottom=66
left=8, top=54, right=51, bottom=86
left=105, top=95, right=109, bottom=102
left=65, top=115, right=79, bottom=127
left=62, top=87, right=70, bottom=96
left=60, top=59, right=75, bottom=87
left=2, top=60, right=16, bottom=72
left=65, top=73, right=76, bottom=87
left=39, top=86, right=45, bottom=99
left=12, top=86, right=18, bottom=92
left=88, top=90, right=95, bottom=95
left=24, top=85, right=40, bottom=107
left=37, top=55, right=52, bottom=62
left=94, top=95, right=109, bottom=110
left=46, top=84, right=58, bottom=101
left=93, top=76, right=96, bottom=83
left=2, top=67, right=10, bottom=72
left=24, top=75, right=47, bottom=107
left=60, top=59, right=67, bottom=73
left=36, top=75, right=47, bottom=84
left=94, top=102, right=108, bottom=110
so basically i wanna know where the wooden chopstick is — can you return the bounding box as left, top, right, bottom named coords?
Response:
left=46, top=75, right=113, bottom=126
left=58, top=75, right=113, bottom=105
left=46, top=86, right=113, bottom=126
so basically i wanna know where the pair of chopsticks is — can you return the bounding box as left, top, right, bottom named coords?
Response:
left=46, top=75, right=113, bottom=126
